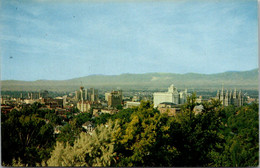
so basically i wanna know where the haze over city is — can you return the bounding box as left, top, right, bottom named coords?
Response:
left=0, top=0, right=258, bottom=81
left=1, top=1, right=259, bottom=167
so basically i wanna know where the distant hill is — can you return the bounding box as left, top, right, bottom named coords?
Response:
left=1, top=69, right=258, bottom=92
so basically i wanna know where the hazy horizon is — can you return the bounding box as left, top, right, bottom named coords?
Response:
left=1, top=68, right=258, bottom=82
left=1, top=0, right=258, bottom=81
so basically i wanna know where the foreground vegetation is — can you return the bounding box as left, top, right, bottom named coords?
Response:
left=2, top=95, right=259, bottom=167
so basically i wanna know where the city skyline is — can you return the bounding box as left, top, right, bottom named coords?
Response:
left=1, top=0, right=258, bottom=81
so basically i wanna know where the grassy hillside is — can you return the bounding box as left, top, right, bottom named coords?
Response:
left=1, top=69, right=258, bottom=92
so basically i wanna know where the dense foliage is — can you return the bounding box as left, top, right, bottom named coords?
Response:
left=47, top=120, right=119, bottom=167
left=210, top=102, right=259, bottom=166
left=2, top=103, right=56, bottom=166
left=1, top=96, right=259, bottom=167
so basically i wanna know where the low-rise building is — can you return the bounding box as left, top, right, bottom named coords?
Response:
left=157, top=102, right=181, bottom=116
left=125, top=101, right=141, bottom=108
left=1, top=105, right=14, bottom=114
left=42, top=98, right=63, bottom=109
left=82, top=121, right=94, bottom=132
left=77, top=101, right=102, bottom=112
left=24, top=99, right=38, bottom=104
left=132, top=96, right=140, bottom=102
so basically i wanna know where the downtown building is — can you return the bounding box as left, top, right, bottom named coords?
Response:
left=75, top=87, right=99, bottom=102
left=75, top=86, right=100, bottom=112
left=216, top=86, right=243, bottom=107
left=106, top=90, right=123, bottom=108
left=153, top=84, right=189, bottom=108
left=26, top=90, right=49, bottom=100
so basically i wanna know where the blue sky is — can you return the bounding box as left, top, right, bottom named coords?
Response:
left=0, top=0, right=258, bottom=81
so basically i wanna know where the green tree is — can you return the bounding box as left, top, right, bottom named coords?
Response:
left=111, top=108, right=135, bottom=128
left=56, top=119, right=82, bottom=146
left=31, top=102, right=43, bottom=113
left=74, top=112, right=93, bottom=128
left=114, top=101, right=179, bottom=167
left=71, top=106, right=80, bottom=113
left=93, top=113, right=112, bottom=126
left=47, top=120, right=119, bottom=167
left=45, top=112, right=62, bottom=126
left=172, top=96, right=224, bottom=166
left=2, top=109, right=55, bottom=166
left=116, top=104, right=123, bottom=110
left=211, top=102, right=259, bottom=166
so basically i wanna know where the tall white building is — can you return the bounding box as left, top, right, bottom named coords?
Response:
left=75, top=86, right=86, bottom=101
left=153, top=84, right=188, bottom=108
left=105, top=92, right=111, bottom=101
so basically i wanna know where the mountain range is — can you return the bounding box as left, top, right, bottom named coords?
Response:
left=1, top=69, right=258, bottom=92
